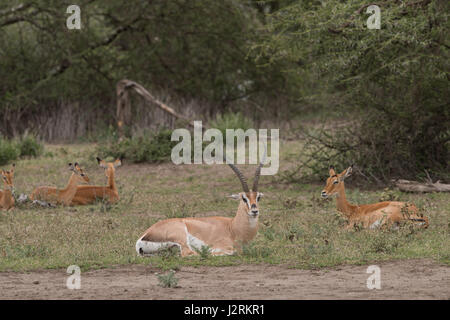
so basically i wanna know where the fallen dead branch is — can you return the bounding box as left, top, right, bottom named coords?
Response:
left=393, top=179, right=450, bottom=193
left=116, top=79, right=195, bottom=138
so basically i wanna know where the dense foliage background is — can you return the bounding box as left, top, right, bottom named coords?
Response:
left=0, top=0, right=448, bottom=182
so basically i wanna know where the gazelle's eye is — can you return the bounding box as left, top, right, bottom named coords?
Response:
left=242, top=197, right=248, bottom=203
left=333, top=180, right=339, bottom=184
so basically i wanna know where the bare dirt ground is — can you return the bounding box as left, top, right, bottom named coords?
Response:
left=0, top=259, right=448, bottom=299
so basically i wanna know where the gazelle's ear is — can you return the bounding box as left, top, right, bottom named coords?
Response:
left=228, top=194, right=240, bottom=200
left=97, top=157, right=107, bottom=169
left=68, top=163, right=75, bottom=171
left=113, top=159, right=122, bottom=168
left=329, top=165, right=336, bottom=177
left=10, top=164, right=15, bottom=173
left=340, top=165, right=353, bottom=180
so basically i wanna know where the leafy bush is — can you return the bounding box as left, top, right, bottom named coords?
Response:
left=16, top=134, right=44, bottom=158
left=267, top=1, right=449, bottom=183
left=0, top=134, right=43, bottom=165
left=0, top=137, right=19, bottom=165
left=97, top=129, right=176, bottom=163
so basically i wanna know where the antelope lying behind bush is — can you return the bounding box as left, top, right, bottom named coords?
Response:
left=136, top=159, right=265, bottom=257
left=321, top=165, right=429, bottom=229
left=30, top=163, right=90, bottom=206
left=0, top=164, right=15, bottom=211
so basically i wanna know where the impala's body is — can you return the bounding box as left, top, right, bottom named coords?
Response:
left=30, top=163, right=90, bottom=206
left=321, top=165, right=429, bottom=229
left=70, top=158, right=121, bottom=205
left=136, top=156, right=265, bottom=257
left=0, top=164, right=15, bottom=211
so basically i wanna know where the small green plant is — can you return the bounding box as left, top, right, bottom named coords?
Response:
left=209, top=112, right=253, bottom=137
left=194, top=245, right=211, bottom=260
left=157, top=270, right=179, bottom=288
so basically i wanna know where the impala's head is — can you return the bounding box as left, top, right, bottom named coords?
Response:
left=227, top=152, right=265, bottom=218
left=321, top=165, right=353, bottom=198
left=97, top=157, right=121, bottom=177
left=69, top=162, right=90, bottom=183
left=1, top=164, right=15, bottom=190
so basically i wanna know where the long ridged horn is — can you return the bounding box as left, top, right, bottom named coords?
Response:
left=223, top=150, right=249, bottom=193
left=252, top=143, right=267, bottom=192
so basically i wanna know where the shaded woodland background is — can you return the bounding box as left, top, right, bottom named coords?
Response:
left=0, top=0, right=448, bottom=182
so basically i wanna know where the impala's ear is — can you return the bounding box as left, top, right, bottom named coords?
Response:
left=97, top=157, right=107, bottom=169
left=329, top=165, right=336, bottom=177
left=228, top=194, right=240, bottom=200
left=113, top=159, right=122, bottom=168
left=340, top=165, right=353, bottom=180
left=68, top=163, right=75, bottom=171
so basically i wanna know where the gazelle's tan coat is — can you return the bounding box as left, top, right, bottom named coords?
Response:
left=321, top=166, right=429, bottom=229
left=30, top=163, right=90, bottom=206
left=136, top=158, right=265, bottom=257
left=70, top=158, right=121, bottom=205
left=0, top=164, right=15, bottom=211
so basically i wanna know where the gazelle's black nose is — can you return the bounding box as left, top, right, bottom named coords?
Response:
left=321, top=191, right=327, bottom=198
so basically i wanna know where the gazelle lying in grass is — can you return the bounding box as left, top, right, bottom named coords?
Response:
left=30, top=163, right=90, bottom=206
left=70, top=157, right=121, bottom=205
left=136, top=160, right=265, bottom=257
left=321, top=165, right=429, bottom=229
left=0, top=164, right=15, bottom=210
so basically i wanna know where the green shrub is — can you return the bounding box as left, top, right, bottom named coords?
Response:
left=16, top=134, right=44, bottom=158
left=0, top=137, right=19, bottom=166
left=0, top=135, right=44, bottom=165
left=97, top=129, right=176, bottom=163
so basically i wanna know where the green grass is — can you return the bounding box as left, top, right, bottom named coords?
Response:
left=0, top=142, right=449, bottom=272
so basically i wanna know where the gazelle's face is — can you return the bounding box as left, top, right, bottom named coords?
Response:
left=321, top=166, right=352, bottom=198
left=1, top=164, right=15, bottom=190
left=70, top=163, right=90, bottom=183
left=97, top=158, right=121, bottom=178
left=239, top=191, right=263, bottom=218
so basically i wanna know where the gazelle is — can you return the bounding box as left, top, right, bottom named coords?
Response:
left=136, top=160, right=265, bottom=257
left=321, top=165, right=429, bottom=229
left=0, top=164, right=15, bottom=210
left=70, top=157, right=121, bottom=205
left=30, top=163, right=90, bottom=206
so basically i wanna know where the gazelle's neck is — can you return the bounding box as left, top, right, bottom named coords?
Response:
left=1, top=188, right=14, bottom=208
left=107, top=169, right=116, bottom=190
left=59, top=173, right=81, bottom=204
left=335, top=183, right=357, bottom=217
left=231, top=201, right=258, bottom=244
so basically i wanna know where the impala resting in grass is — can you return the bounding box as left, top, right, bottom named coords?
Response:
left=70, top=157, right=121, bottom=205
left=321, top=165, right=429, bottom=229
left=0, top=164, right=15, bottom=211
left=30, top=163, right=90, bottom=206
left=136, top=159, right=265, bottom=257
